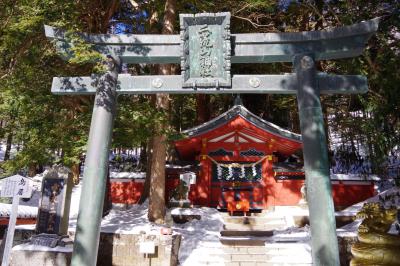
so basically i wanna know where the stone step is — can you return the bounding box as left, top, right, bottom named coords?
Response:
left=222, top=216, right=285, bottom=225
left=223, top=221, right=287, bottom=231
left=192, top=255, right=312, bottom=265
left=183, top=244, right=312, bottom=265
left=187, top=263, right=312, bottom=266
left=192, top=245, right=300, bottom=255
left=219, top=236, right=267, bottom=246
left=219, top=209, right=268, bottom=216
left=221, top=230, right=273, bottom=237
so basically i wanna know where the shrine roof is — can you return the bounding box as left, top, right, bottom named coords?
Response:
left=182, top=105, right=301, bottom=142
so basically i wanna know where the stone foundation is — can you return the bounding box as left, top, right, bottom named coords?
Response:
left=12, top=228, right=181, bottom=266
left=11, top=244, right=72, bottom=266
left=97, top=232, right=181, bottom=266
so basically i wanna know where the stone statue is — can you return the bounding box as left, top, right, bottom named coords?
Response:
left=170, top=181, right=189, bottom=201
left=350, top=202, right=400, bottom=265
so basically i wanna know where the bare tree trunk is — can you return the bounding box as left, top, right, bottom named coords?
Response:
left=71, top=163, right=80, bottom=185
left=148, top=0, right=176, bottom=224
left=196, top=95, right=210, bottom=125
left=137, top=141, right=147, bottom=170
left=137, top=8, right=159, bottom=205
left=322, top=99, right=331, bottom=152
left=3, top=132, right=13, bottom=161
left=148, top=132, right=167, bottom=223
left=139, top=139, right=152, bottom=204
left=102, top=170, right=112, bottom=217
left=28, top=164, right=37, bottom=177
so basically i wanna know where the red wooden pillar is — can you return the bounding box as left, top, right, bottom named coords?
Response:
left=263, top=155, right=275, bottom=208
left=197, top=138, right=211, bottom=206
left=198, top=158, right=212, bottom=206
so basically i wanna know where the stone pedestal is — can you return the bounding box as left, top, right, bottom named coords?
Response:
left=168, top=199, right=191, bottom=208
left=97, top=232, right=181, bottom=266
left=10, top=243, right=72, bottom=266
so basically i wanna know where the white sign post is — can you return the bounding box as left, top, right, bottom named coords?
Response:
left=0, top=175, right=33, bottom=266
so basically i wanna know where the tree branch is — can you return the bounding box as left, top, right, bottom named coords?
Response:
left=232, top=15, right=274, bottom=29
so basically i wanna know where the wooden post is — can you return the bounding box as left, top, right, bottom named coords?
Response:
left=1, top=196, right=19, bottom=266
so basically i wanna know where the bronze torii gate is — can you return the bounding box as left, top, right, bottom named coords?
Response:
left=45, top=13, right=379, bottom=266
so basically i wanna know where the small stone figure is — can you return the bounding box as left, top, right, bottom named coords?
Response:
left=170, top=181, right=189, bottom=201
left=47, top=182, right=61, bottom=233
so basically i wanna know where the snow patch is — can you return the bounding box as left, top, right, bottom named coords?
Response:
left=12, top=243, right=73, bottom=253
left=171, top=208, right=200, bottom=216
left=171, top=207, right=224, bottom=265
left=109, top=171, right=145, bottom=179
left=99, top=200, right=164, bottom=234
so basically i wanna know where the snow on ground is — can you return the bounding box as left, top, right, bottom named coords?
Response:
left=99, top=200, right=163, bottom=234
left=69, top=192, right=224, bottom=265
left=171, top=207, right=224, bottom=265
left=269, top=226, right=310, bottom=243
left=68, top=183, right=81, bottom=220
left=12, top=243, right=72, bottom=253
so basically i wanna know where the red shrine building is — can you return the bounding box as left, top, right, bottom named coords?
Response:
left=174, top=104, right=375, bottom=211
left=110, top=104, right=376, bottom=211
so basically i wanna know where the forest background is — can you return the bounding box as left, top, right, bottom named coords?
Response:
left=0, top=0, right=399, bottom=188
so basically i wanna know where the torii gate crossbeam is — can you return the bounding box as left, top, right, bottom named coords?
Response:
left=45, top=13, right=379, bottom=266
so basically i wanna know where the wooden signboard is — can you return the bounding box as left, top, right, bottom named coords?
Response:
left=0, top=175, right=33, bottom=266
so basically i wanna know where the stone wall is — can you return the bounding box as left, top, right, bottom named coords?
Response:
left=11, top=228, right=181, bottom=266
left=97, top=232, right=181, bottom=266
left=11, top=244, right=72, bottom=266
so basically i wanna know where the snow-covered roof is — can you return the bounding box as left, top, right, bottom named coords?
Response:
left=0, top=203, right=37, bottom=219
left=330, top=174, right=380, bottom=181
left=182, top=105, right=301, bottom=142
left=273, top=163, right=380, bottom=182
left=110, top=171, right=146, bottom=179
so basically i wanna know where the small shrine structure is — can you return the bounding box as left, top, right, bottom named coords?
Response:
left=174, top=103, right=376, bottom=212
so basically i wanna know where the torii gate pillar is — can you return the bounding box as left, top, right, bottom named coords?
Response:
left=295, top=54, right=340, bottom=265
left=71, top=56, right=120, bottom=266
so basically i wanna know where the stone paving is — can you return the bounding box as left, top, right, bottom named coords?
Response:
left=193, top=212, right=313, bottom=265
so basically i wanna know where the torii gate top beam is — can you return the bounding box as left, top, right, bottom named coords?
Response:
left=44, top=18, right=379, bottom=64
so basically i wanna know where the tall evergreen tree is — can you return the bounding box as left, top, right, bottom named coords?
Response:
left=148, top=0, right=177, bottom=224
